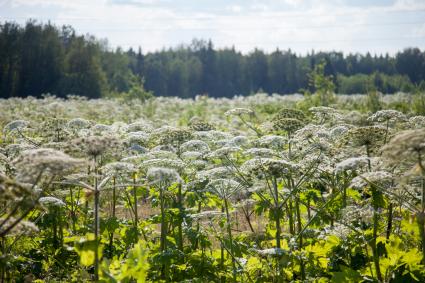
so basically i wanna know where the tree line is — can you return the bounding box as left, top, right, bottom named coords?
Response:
left=1, top=21, right=425, bottom=99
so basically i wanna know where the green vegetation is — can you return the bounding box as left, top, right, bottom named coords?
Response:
left=1, top=93, right=425, bottom=282
left=1, top=21, right=425, bottom=99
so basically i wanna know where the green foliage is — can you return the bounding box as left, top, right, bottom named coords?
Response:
left=101, top=241, right=149, bottom=282
left=2, top=95, right=425, bottom=282
left=338, top=72, right=414, bottom=94
left=1, top=22, right=425, bottom=99
left=307, top=60, right=336, bottom=106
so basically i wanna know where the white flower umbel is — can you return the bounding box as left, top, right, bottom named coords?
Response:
left=335, top=157, right=371, bottom=173
left=207, top=178, right=243, bottom=200
left=14, top=148, right=83, bottom=183
left=207, top=146, right=241, bottom=159
left=3, top=120, right=29, bottom=133
left=191, top=210, right=225, bottom=221
left=141, top=158, right=185, bottom=171
left=180, top=139, right=210, bottom=153
left=67, top=118, right=91, bottom=130
left=350, top=171, right=393, bottom=189
left=255, top=135, right=286, bottom=149
left=39, top=196, right=65, bottom=207
left=102, top=162, right=137, bottom=177
left=147, top=167, right=182, bottom=186
left=367, top=110, right=406, bottom=124
left=255, top=248, right=286, bottom=257
left=224, top=108, right=254, bottom=116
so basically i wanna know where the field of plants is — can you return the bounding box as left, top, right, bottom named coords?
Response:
left=2, top=92, right=425, bottom=282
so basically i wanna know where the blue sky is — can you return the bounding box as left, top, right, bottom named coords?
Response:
left=0, top=0, right=424, bottom=54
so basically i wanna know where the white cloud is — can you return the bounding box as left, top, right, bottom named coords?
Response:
left=1, top=0, right=424, bottom=54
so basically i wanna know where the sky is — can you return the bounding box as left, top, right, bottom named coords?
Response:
left=0, top=0, right=425, bottom=55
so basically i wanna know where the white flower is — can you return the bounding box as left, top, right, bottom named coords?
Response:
left=39, top=196, right=65, bottom=207
left=335, top=157, right=370, bottom=173
left=321, top=223, right=352, bottom=240
left=127, top=121, right=154, bottom=133
left=141, top=158, right=185, bottom=171
left=73, top=135, right=120, bottom=157
left=92, top=124, right=112, bottom=132
left=244, top=148, right=277, bottom=158
left=207, top=146, right=241, bottom=159
left=255, top=135, right=286, bottom=149
left=367, top=110, right=406, bottom=123
left=67, top=118, right=91, bottom=130
left=255, top=248, right=286, bottom=257
left=207, top=178, right=243, bottom=199
left=180, top=151, right=204, bottom=161
left=341, top=205, right=374, bottom=225
left=197, top=167, right=233, bottom=181
left=191, top=210, right=225, bottom=220
left=241, top=157, right=298, bottom=177
left=180, top=140, right=210, bottom=153
left=350, top=171, right=393, bottom=189
left=230, top=135, right=250, bottom=147
left=3, top=120, right=29, bottom=133
left=14, top=148, right=83, bottom=183
left=225, top=108, right=254, bottom=116
left=0, top=218, right=39, bottom=236
left=329, top=125, right=350, bottom=138
left=409, top=116, right=425, bottom=129
left=102, top=162, right=137, bottom=175
left=147, top=167, right=182, bottom=186
left=125, top=131, right=150, bottom=145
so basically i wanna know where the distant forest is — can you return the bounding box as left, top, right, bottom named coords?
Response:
left=1, top=21, right=425, bottom=99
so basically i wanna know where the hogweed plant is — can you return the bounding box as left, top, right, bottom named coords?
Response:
left=1, top=95, right=425, bottom=282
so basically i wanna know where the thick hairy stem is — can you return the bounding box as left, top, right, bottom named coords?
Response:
left=193, top=202, right=202, bottom=250
left=272, top=177, right=281, bottom=249
left=53, top=210, right=58, bottom=248
left=159, top=187, right=168, bottom=280
left=295, top=198, right=305, bottom=281
left=159, top=188, right=166, bottom=252
left=384, top=119, right=389, bottom=144
left=177, top=183, right=184, bottom=253
left=288, top=133, right=292, bottom=160
left=371, top=208, right=383, bottom=283
left=307, top=200, right=311, bottom=220
left=220, top=205, right=225, bottom=283
left=288, top=199, right=295, bottom=235
left=418, top=153, right=425, bottom=263
left=386, top=203, right=393, bottom=239
left=366, top=144, right=372, bottom=172
left=70, top=187, right=76, bottom=234
left=112, top=177, right=116, bottom=218
left=242, top=207, right=255, bottom=233
left=133, top=174, right=138, bottom=227
left=93, top=156, right=100, bottom=281
left=0, top=237, right=5, bottom=283
left=224, top=198, right=237, bottom=283
left=417, top=211, right=425, bottom=264
left=273, top=177, right=283, bottom=283
left=342, top=186, right=347, bottom=208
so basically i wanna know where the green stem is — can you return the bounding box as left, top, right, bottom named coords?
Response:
left=418, top=153, right=425, bottom=263
left=295, top=198, right=305, bottom=281
left=272, top=177, right=281, bottom=249
left=93, top=157, right=100, bottom=281
left=159, top=188, right=166, bottom=252
left=133, top=174, right=138, bottom=227
left=177, top=184, right=184, bottom=253
left=386, top=203, right=393, bottom=239
left=288, top=199, right=295, bottom=235
left=112, top=177, right=116, bottom=218
left=224, top=198, right=237, bottom=283
left=371, top=207, right=382, bottom=282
